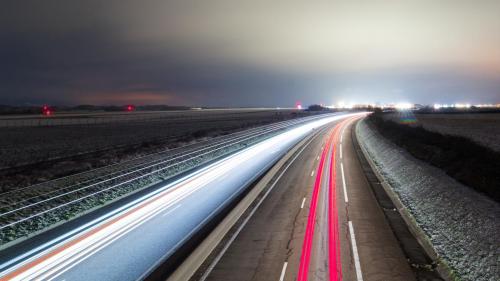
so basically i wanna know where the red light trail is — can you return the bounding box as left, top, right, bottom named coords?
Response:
left=328, top=122, right=344, bottom=281
left=297, top=117, right=354, bottom=281
left=296, top=126, right=335, bottom=281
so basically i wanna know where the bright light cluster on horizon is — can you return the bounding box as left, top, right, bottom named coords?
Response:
left=334, top=101, right=353, bottom=109
left=394, top=103, right=413, bottom=110
left=326, top=101, right=500, bottom=110
left=474, top=104, right=500, bottom=108
left=434, top=103, right=471, bottom=110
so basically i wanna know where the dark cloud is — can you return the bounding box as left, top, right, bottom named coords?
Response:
left=1, top=0, right=499, bottom=106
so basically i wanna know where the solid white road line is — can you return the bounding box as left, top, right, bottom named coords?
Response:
left=279, top=262, right=288, bottom=281
left=340, top=163, right=348, bottom=203
left=300, top=198, right=306, bottom=209
left=310, top=170, right=314, bottom=177
left=340, top=143, right=343, bottom=159
left=348, top=221, right=363, bottom=281
left=340, top=126, right=346, bottom=143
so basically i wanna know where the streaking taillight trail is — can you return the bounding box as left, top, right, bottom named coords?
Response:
left=297, top=116, right=355, bottom=281
left=0, top=113, right=364, bottom=281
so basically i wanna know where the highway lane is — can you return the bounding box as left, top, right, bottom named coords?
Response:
left=205, top=119, right=334, bottom=281
left=204, top=116, right=415, bottom=281
left=0, top=113, right=358, bottom=281
left=337, top=118, right=414, bottom=281
left=300, top=122, right=336, bottom=281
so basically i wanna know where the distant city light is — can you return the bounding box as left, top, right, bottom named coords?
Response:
left=330, top=101, right=354, bottom=109
left=125, top=105, right=136, bottom=112
left=475, top=103, right=498, bottom=108
left=42, top=105, right=53, bottom=116
left=324, top=101, right=500, bottom=110
left=434, top=103, right=473, bottom=110
left=394, top=102, right=413, bottom=110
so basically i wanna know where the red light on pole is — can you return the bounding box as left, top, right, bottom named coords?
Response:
left=42, top=105, right=53, bottom=116
left=125, top=105, right=135, bottom=112
left=295, top=101, right=302, bottom=110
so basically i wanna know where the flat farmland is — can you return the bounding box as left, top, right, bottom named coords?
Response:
left=0, top=109, right=310, bottom=189
left=0, top=115, right=326, bottom=245
left=0, top=108, right=291, bottom=127
left=383, top=112, right=500, bottom=151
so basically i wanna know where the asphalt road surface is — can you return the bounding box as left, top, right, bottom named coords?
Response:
left=205, top=116, right=415, bottom=281
left=0, top=113, right=358, bottom=281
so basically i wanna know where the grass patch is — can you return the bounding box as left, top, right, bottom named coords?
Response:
left=369, top=112, right=500, bottom=202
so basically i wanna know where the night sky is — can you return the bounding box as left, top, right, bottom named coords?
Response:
left=1, top=1, right=499, bottom=107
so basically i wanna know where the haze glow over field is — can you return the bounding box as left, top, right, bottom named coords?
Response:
left=1, top=0, right=499, bottom=106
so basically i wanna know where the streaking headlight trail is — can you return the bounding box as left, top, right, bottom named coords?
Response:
left=0, top=113, right=361, bottom=281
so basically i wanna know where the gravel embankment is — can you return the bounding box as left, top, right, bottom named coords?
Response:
left=356, top=119, right=500, bottom=281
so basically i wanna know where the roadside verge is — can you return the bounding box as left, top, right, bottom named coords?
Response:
left=355, top=118, right=500, bottom=281
left=355, top=119, right=453, bottom=280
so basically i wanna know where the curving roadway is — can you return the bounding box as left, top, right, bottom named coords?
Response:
left=0, top=113, right=358, bottom=281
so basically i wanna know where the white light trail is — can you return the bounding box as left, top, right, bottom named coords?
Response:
left=1, top=113, right=364, bottom=281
